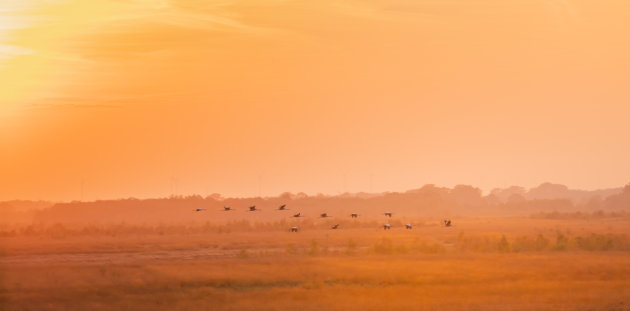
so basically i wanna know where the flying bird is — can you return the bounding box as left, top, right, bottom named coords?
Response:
left=278, top=204, right=287, bottom=210
left=193, top=208, right=205, bottom=212
left=293, top=213, right=302, bottom=218
left=249, top=206, right=258, bottom=212
left=384, top=212, right=392, bottom=217
left=331, top=224, right=339, bottom=229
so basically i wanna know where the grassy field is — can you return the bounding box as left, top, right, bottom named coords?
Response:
left=1, top=216, right=630, bottom=310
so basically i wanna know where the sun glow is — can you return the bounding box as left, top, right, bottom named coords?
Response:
left=1, top=1, right=630, bottom=201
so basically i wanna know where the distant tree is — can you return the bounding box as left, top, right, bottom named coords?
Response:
left=451, top=185, right=483, bottom=206
left=507, top=193, right=526, bottom=203
left=603, top=183, right=630, bottom=210
left=584, top=195, right=604, bottom=210
left=279, top=192, right=294, bottom=200
left=527, top=183, right=570, bottom=200
left=490, top=186, right=526, bottom=203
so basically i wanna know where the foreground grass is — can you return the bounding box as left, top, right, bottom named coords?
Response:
left=2, top=253, right=630, bottom=311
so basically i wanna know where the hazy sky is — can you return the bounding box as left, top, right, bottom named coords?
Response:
left=1, top=0, right=629, bottom=201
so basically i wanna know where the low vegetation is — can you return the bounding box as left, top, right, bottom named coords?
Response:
left=1, top=215, right=630, bottom=310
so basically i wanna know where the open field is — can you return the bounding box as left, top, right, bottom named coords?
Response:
left=2, top=215, right=630, bottom=310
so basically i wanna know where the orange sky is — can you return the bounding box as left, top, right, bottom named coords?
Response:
left=1, top=0, right=629, bottom=201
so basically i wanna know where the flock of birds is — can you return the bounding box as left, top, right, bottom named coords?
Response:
left=194, top=204, right=453, bottom=232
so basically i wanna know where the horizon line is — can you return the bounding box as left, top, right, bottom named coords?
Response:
left=4, top=181, right=627, bottom=204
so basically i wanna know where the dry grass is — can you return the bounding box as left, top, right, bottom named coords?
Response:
left=2, top=216, right=630, bottom=310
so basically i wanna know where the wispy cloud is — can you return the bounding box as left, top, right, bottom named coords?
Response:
left=30, top=96, right=124, bottom=109
left=29, top=103, right=122, bottom=109
left=0, top=1, right=64, bottom=66
left=0, top=44, right=33, bottom=61
left=76, top=0, right=278, bottom=34
left=545, top=0, right=581, bottom=26
left=2, top=0, right=281, bottom=63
